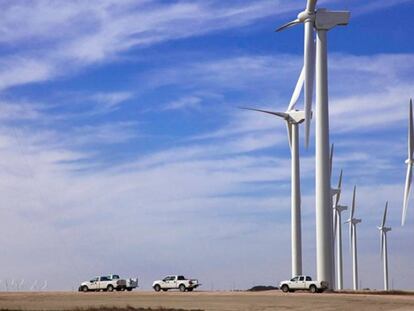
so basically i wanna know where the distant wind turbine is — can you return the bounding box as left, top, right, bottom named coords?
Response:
left=378, top=202, right=391, bottom=291
left=240, top=67, right=306, bottom=277
left=333, top=169, right=347, bottom=290
left=403, top=99, right=413, bottom=226
left=346, top=186, right=361, bottom=290
left=41, top=280, right=48, bottom=291
left=30, top=280, right=38, bottom=291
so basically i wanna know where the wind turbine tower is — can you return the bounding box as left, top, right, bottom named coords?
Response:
left=277, top=0, right=350, bottom=289
left=378, top=202, right=391, bottom=291
left=241, top=68, right=306, bottom=277
left=346, top=186, right=361, bottom=290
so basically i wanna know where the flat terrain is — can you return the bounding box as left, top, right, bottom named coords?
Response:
left=0, top=291, right=413, bottom=311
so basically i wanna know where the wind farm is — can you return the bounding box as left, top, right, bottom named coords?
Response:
left=0, top=0, right=413, bottom=310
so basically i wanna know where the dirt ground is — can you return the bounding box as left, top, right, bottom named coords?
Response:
left=0, top=291, right=413, bottom=311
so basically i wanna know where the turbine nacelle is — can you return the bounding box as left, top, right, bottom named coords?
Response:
left=346, top=218, right=361, bottom=225
left=405, top=158, right=414, bottom=165
left=334, top=204, right=347, bottom=213
left=377, top=226, right=392, bottom=233
left=315, top=9, right=350, bottom=30
left=286, top=110, right=306, bottom=124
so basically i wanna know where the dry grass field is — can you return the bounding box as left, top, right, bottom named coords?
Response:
left=0, top=291, right=413, bottom=311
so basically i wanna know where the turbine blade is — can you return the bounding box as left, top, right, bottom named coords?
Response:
left=239, top=107, right=288, bottom=119
left=334, top=210, right=338, bottom=241
left=286, top=122, right=293, bottom=150
left=409, top=99, right=413, bottom=159
left=276, top=19, right=300, bottom=32
left=402, top=163, right=412, bottom=226
left=380, top=232, right=384, bottom=259
left=382, top=201, right=388, bottom=227
left=351, top=185, right=356, bottom=219
left=349, top=223, right=353, bottom=253
left=304, top=24, right=315, bottom=148
left=329, top=144, right=334, bottom=181
left=287, top=66, right=305, bottom=111
left=335, top=170, right=343, bottom=206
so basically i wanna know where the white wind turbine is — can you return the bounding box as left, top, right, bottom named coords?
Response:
left=329, top=145, right=347, bottom=290
left=277, top=0, right=350, bottom=289
left=403, top=99, right=413, bottom=226
left=346, top=186, right=361, bottom=290
left=333, top=169, right=347, bottom=290
left=378, top=202, right=391, bottom=291
left=241, top=68, right=306, bottom=277
left=41, top=280, right=48, bottom=291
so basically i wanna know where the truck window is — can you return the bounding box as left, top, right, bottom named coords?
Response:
left=290, top=277, right=299, bottom=282
left=306, top=276, right=312, bottom=281
left=112, top=275, right=120, bottom=280
left=177, top=276, right=185, bottom=280
left=299, top=276, right=304, bottom=281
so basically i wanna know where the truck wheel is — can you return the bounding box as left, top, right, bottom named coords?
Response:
left=81, top=286, right=89, bottom=293
left=154, top=284, right=161, bottom=292
left=126, top=288, right=132, bottom=292
left=107, top=285, right=114, bottom=292
left=187, top=288, right=193, bottom=292
left=309, top=285, right=317, bottom=293
left=179, top=284, right=186, bottom=292
left=162, top=289, right=168, bottom=292
left=281, top=285, right=289, bottom=293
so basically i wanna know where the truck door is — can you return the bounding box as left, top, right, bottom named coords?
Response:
left=298, top=276, right=306, bottom=289
left=89, top=277, right=98, bottom=290
left=163, top=276, right=174, bottom=289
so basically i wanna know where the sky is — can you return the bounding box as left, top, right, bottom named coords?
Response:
left=0, top=0, right=413, bottom=291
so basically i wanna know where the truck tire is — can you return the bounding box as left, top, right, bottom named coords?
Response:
left=154, top=284, right=161, bottom=292
left=162, top=289, right=168, bottom=292
left=281, top=285, right=289, bottom=293
left=127, top=288, right=132, bottom=292
left=179, top=284, right=186, bottom=292
left=81, top=286, right=89, bottom=293
left=107, top=285, right=114, bottom=292
left=187, top=288, right=193, bottom=292
left=309, top=285, right=317, bottom=293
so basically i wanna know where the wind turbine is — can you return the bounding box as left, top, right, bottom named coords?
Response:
left=378, top=202, right=391, bottom=291
left=41, top=280, right=48, bottom=291
left=277, top=0, right=350, bottom=289
left=403, top=99, right=413, bottom=226
left=30, top=280, right=38, bottom=291
left=240, top=68, right=305, bottom=277
left=346, top=186, right=361, bottom=290
left=329, top=145, right=347, bottom=290
left=332, top=169, right=347, bottom=290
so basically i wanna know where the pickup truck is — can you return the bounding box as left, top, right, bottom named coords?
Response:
left=152, top=275, right=200, bottom=292
left=78, top=275, right=138, bottom=292
left=109, top=274, right=138, bottom=291
left=279, top=275, right=328, bottom=293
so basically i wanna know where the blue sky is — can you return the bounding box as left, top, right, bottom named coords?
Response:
left=0, top=0, right=413, bottom=291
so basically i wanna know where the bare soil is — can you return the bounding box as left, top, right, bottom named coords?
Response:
left=0, top=291, right=413, bottom=311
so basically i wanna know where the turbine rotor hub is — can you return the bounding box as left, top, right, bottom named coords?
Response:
left=297, top=10, right=315, bottom=23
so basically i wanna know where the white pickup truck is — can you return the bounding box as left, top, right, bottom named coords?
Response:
left=152, top=275, right=200, bottom=292
left=279, top=275, right=328, bottom=293
left=78, top=274, right=138, bottom=292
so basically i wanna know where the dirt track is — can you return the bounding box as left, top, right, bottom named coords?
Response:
left=0, top=291, right=413, bottom=311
